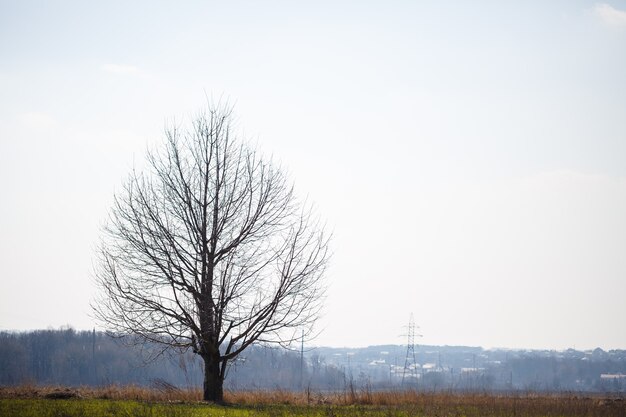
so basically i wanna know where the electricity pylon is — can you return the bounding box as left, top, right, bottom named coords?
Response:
left=401, top=313, right=422, bottom=387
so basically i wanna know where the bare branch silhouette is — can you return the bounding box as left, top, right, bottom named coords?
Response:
left=93, top=105, right=330, bottom=402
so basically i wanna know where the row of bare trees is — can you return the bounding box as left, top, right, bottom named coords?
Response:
left=0, top=329, right=348, bottom=389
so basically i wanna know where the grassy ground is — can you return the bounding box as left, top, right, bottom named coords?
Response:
left=0, top=386, right=624, bottom=417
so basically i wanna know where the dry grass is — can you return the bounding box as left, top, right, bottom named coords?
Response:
left=227, top=389, right=626, bottom=415
left=1, top=385, right=625, bottom=416
left=0, top=384, right=201, bottom=402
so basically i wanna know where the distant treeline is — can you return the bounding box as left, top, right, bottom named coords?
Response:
left=0, top=328, right=342, bottom=390
left=0, top=328, right=195, bottom=387
left=1, top=329, right=625, bottom=393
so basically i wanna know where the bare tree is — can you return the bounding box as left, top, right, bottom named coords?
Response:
left=93, top=105, right=330, bottom=402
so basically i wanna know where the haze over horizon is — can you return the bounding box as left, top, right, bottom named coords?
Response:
left=1, top=1, right=625, bottom=352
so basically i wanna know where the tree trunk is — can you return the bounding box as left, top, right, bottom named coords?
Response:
left=202, top=353, right=224, bottom=403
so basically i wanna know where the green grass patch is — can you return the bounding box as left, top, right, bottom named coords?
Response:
left=1, top=397, right=625, bottom=417
left=0, top=400, right=429, bottom=417
left=1, top=399, right=221, bottom=417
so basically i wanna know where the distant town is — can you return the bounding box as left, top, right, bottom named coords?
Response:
left=304, top=344, right=626, bottom=392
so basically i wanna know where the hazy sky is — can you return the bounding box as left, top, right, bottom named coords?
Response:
left=1, top=1, right=625, bottom=351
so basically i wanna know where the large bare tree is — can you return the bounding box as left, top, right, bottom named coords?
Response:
left=93, top=106, right=330, bottom=402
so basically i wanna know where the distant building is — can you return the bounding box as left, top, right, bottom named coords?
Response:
left=601, top=374, right=626, bottom=379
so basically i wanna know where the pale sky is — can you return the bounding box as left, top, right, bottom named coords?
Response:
left=1, top=1, right=625, bottom=351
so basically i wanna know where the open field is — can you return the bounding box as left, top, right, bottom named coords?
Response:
left=1, top=386, right=625, bottom=417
